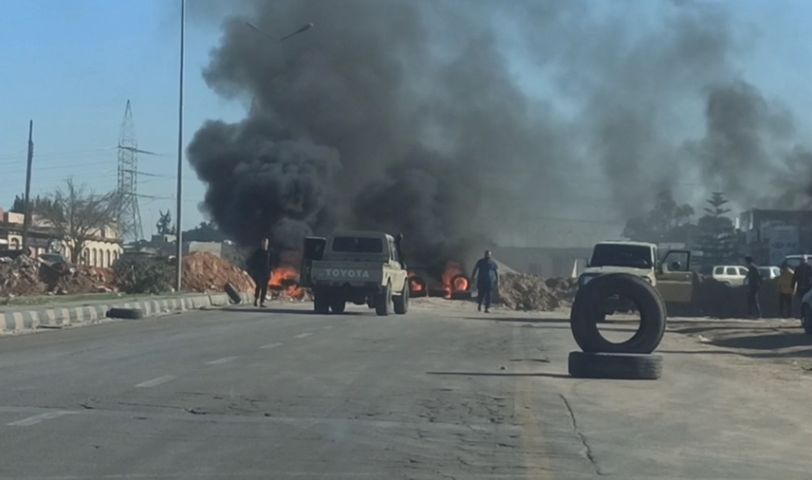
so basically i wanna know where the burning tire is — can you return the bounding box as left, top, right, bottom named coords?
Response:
left=570, top=273, right=666, bottom=354
left=409, top=275, right=427, bottom=297
left=568, top=351, right=662, bottom=380
left=314, top=290, right=330, bottom=314
left=394, top=283, right=409, bottom=314
left=375, top=283, right=392, bottom=316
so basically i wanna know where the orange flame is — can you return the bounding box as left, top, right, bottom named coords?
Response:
left=441, top=262, right=469, bottom=299
left=408, top=272, right=426, bottom=295
left=452, top=275, right=469, bottom=292
left=268, top=266, right=305, bottom=299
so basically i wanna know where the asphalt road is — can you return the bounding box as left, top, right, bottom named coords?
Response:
left=0, top=299, right=810, bottom=479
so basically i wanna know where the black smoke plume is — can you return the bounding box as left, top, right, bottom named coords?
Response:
left=187, top=0, right=812, bottom=263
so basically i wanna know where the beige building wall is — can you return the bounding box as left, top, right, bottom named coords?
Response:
left=68, top=240, right=122, bottom=268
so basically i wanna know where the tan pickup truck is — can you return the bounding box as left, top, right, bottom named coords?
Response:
left=578, top=241, right=694, bottom=308
left=300, top=231, right=409, bottom=316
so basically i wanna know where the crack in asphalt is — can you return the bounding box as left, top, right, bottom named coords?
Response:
left=559, top=393, right=607, bottom=476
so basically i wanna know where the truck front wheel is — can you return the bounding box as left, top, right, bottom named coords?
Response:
left=314, top=291, right=330, bottom=314
left=375, top=283, right=392, bottom=316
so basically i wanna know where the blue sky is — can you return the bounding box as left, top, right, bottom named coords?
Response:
left=0, top=0, right=247, bottom=235
left=2, top=0, right=812, bottom=239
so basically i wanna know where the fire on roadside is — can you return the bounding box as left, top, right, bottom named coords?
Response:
left=408, top=272, right=427, bottom=296
left=268, top=266, right=306, bottom=299
left=441, top=261, right=470, bottom=299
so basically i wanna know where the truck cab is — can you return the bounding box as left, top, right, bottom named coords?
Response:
left=300, top=231, right=409, bottom=316
left=579, top=241, right=693, bottom=305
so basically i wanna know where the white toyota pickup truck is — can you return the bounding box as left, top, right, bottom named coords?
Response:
left=300, top=231, right=409, bottom=316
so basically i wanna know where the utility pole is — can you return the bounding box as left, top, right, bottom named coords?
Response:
left=175, top=0, right=185, bottom=292
left=21, top=120, right=34, bottom=253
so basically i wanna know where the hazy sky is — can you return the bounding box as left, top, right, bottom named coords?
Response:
left=1, top=0, right=811, bottom=242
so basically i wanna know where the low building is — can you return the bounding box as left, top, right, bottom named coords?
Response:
left=739, top=209, right=812, bottom=265
left=0, top=212, right=122, bottom=268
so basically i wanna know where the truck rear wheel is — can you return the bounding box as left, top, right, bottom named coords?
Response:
left=314, top=291, right=330, bottom=314
left=330, top=297, right=346, bottom=314
left=375, top=283, right=392, bottom=316
left=393, top=283, right=409, bottom=314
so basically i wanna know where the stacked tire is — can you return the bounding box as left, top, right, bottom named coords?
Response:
left=569, top=274, right=665, bottom=380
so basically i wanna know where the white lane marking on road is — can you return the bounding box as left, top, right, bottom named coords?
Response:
left=8, top=410, right=76, bottom=427
left=260, top=342, right=283, bottom=349
left=294, top=332, right=313, bottom=339
left=322, top=325, right=333, bottom=330
left=206, top=356, right=238, bottom=365
left=135, top=375, right=176, bottom=388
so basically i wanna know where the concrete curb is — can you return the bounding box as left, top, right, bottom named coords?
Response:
left=1, top=292, right=253, bottom=334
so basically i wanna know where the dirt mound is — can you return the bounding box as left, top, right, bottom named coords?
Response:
left=53, top=266, right=115, bottom=294
left=0, top=255, right=47, bottom=296
left=498, top=273, right=560, bottom=311
left=182, top=252, right=255, bottom=293
left=545, top=277, right=579, bottom=306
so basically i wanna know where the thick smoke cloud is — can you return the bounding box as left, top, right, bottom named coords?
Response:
left=187, top=0, right=812, bottom=263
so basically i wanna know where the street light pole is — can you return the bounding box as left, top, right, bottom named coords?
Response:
left=175, top=0, right=185, bottom=292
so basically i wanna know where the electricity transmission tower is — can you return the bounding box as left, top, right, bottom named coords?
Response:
left=117, top=100, right=144, bottom=241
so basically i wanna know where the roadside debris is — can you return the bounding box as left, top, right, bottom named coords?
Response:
left=497, top=273, right=577, bottom=311
left=0, top=255, right=47, bottom=296
left=183, top=252, right=255, bottom=293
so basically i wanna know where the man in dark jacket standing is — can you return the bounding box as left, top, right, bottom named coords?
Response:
left=793, top=257, right=812, bottom=318
left=472, top=250, right=499, bottom=313
left=744, top=256, right=762, bottom=319
left=247, top=238, right=273, bottom=307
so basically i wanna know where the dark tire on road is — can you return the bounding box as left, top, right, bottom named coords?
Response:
left=393, top=283, right=409, bottom=315
left=106, top=307, right=144, bottom=320
left=330, top=297, right=346, bottom=314
left=568, top=351, right=662, bottom=380
left=224, top=282, right=242, bottom=304
left=314, top=291, right=330, bottom=314
left=375, top=283, right=392, bottom=316
left=571, top=273, right=666, bottom=354
left=803, top=305, right=812, bottom=335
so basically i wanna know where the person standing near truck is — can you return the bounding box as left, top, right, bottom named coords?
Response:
left=744, top=256, right=762, bottom=319
left=777, top=262, right=795, bottom=319
left=792, top=257, right=812, bottom=318
left=472, top=250, right=499, bottom=313
left=247, top=238, right=273, bottom=307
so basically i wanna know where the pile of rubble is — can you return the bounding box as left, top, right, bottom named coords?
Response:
left=182, top=252, right=255, bottom=293
left=497, top=273, right=561, bottom=311
left=0, top=255, right=47, bottom=296
left=0, top=255, right=118, bottom=297
left=544, top=277, right=579, bottom=306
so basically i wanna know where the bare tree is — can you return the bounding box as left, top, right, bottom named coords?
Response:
left=37, top=179, right=123, bottom=264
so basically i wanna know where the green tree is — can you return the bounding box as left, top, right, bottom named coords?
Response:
left=155, top=210, right=174, bottom=235
left=10, top=194, right=54, bottom=215
left=697, top=192, right=737, bottom=265
left=622, top=190, right=695, bottom=243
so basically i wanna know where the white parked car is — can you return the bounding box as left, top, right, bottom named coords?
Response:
left=711, top=265, right=748, bottom=286
left=785, top=254, right=812, bottom=270
left=757, top=266, right=780, bottom=280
